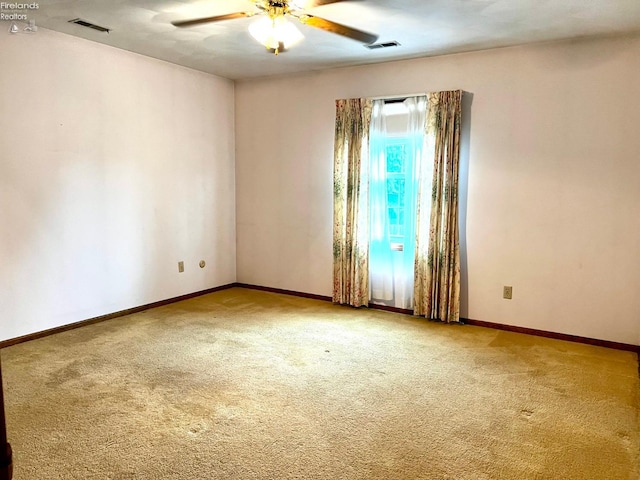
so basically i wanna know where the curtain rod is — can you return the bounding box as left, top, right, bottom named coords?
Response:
left=371, top=90, right=469, bottom=104
left=370, top=93, right=425, bottom=103
left=384, top=97, right=409, bottom=104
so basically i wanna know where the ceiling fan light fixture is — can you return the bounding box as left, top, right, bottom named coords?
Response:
left=249, top=15, right=303, bottom=50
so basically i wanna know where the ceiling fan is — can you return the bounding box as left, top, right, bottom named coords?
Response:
left=172, top=0, right=378, bottom=55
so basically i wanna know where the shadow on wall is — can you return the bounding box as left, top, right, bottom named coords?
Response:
left=459, top=91, right=473, bottom=319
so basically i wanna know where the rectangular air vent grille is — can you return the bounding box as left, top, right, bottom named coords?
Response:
left=68, top=18, right=110, bottom=33
left=366, top=41, right=401, bottom=50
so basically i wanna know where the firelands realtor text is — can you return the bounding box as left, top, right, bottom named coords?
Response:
left=0, top=2, right=39, bottom=21
left=1, top=3, right=39, bottom=8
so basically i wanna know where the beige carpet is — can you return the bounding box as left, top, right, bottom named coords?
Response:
left=2, top=287, right=638, bottom=479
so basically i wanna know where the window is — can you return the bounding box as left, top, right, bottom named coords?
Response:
left=385, top=140, right=411, bottom=250
left=369, top=97, right=428, bottom=309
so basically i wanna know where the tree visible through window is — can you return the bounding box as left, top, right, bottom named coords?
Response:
left=385, top=141, right=410, bottom=248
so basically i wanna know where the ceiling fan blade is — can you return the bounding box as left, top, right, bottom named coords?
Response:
left=172, top=12, right=251, bottom=28
left=300, top=15, right=378, bottom=44
left=308, top=0, right=355, bottom=6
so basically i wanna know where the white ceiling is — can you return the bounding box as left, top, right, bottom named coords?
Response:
left=20, top=0, right=640, bottom=80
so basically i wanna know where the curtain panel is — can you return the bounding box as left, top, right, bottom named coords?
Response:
left=414, top=90, right=463, bottom=322
left=368, top=99, right=394, bottom=302
left=369, top=96, right=428, bottom=309
left=332, top=98, right=373, bottom=307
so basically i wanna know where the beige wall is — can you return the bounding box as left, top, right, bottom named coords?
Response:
left=235, top=34, right=640, bottom=345
left=1, top=28, right=638, bottom=346
left=0, top=29, right=236, bottom=342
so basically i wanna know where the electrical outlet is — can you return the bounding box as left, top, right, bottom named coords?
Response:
left=178, top=261, right=184, bottom=273
left=503, top=286, right=513, bottom=300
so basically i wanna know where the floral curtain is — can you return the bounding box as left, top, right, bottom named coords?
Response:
left=414, top=90, right=462, bottom=322
left=333, top=98, right=373, bottom=307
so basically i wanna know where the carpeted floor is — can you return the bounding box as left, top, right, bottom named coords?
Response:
left=2, top=287, right=639, bottom=479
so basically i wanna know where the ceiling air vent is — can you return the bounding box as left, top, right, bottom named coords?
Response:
left=366, top=41, right=401, bottom=50
left=68, top=18, right=111, bottom=34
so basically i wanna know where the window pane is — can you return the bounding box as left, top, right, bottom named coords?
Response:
left=386, top=144, right=405, bottom=173
left=386, top=177, right=405, bottom=197
left=388, top=207, right=398, bottom=224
